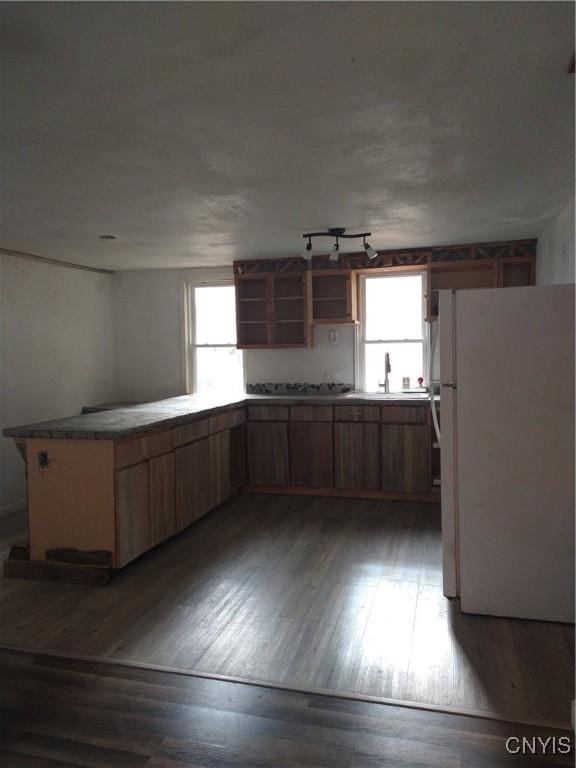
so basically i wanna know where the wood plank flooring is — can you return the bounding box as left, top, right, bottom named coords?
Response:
left=0, top=649, right=573, bottom=768
left=0, top=494, right=573, bottom=728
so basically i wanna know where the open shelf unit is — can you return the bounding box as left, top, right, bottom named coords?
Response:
left=427, top=261, right=497, bottom=320
left=236, top=273, right=308, bottom=348
left=308, top=270, right=357, bottom=325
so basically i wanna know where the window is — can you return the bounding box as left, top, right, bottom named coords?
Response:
left=188, top=284, right=244, bottom=395
left=360, top=273, right=425, bottom=393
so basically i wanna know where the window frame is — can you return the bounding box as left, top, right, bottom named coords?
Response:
left=184, top=281, right=245, bottom=395
left=358, top=271, right=428, bottom=393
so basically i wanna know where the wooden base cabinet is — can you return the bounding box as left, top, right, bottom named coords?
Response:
left=149, top=452, right=176, bottom=546
left=175, top=437, right=211, bottom=531
left=290, top=422, right=333, bottom=487
left=334, top=423, right=380, bottom=491
left=381, top=424, right=431, bottom=494
left=247, top=422, right=289, bottom=485
left=208, top=430, right=231, bottom=508
left=116, top=462, right=151, bottom=568
left=230, top=424, right=247, bottom=492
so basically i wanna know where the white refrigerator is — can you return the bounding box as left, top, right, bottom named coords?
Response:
left=439, top=284, right=574, bottom=623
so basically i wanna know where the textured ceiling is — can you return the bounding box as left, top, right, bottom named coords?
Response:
left=1, top=2, right=574, bottom=270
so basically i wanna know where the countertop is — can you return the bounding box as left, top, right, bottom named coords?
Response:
left=2, top=392, right=434, bottom=441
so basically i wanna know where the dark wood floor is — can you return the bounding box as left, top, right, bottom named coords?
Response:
left=0, top=649, right=573, bottom=768
left=0, top=494, right=573, bottom=727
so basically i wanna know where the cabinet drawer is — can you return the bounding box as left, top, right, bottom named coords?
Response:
left=247, top=406, right=289, bottom=421
left=144, top=430, right=173, bottom=458
left=381, top=406, right=427, bottom=424
left=290, top=405, right=333, bottom=422
left=209, top=408, right=246, bottom=433
left=229, top=408, right=246, bottom=428
left=115, top=437, right=146, bottom=469
left=334, top=405, right=380, bottom=423
left=208, top=412, right=232, bottom=434
left=173, top=418, right=210, bottom=447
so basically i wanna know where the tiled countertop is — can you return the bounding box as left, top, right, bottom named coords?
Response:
left=3, top=392, right=434, bottom=441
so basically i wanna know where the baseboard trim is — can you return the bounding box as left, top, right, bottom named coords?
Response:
left=0, top=499, right=25, bottom=518
left=0, top=644, right=570, bottom=732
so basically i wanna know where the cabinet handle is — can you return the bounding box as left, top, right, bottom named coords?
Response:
left=343, top=411, right=364, bottom=417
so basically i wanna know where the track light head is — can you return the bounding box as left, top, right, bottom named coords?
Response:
left=301, top=238, right=312, bottom=261
left=329, top=239, right=340, bottom=262
left=364, top=240, right=378, bottom=260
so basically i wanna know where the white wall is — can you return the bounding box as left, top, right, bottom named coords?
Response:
left=113, top=269, right=357, bottom=402
left=0, top=254, right=117, bottom=514
left=113, top=270, right=186, bottom=403
left=244, top=325, right=355, bottom=385
left=536, top=198, right=575, bottom=285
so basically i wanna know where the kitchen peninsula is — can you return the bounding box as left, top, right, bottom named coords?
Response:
left=3, top=393, right=437, bottom=584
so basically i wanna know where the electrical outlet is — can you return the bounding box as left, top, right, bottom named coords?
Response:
left=328, top=330, right=338, bottom=345
left=38, top=451, right=49, bottom=469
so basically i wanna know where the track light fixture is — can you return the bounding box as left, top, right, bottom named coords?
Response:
left=363, top=236, right=378, bottom=260
left=301, top=228, right=376, bottom=262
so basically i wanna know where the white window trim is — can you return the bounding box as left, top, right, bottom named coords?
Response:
left=184, top=281, right=245, bottom=395
left=358, top=271, right=428, bottom=393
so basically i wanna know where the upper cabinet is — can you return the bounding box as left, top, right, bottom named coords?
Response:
left=234, top=239, right=536, bottom=347
left=498, top=255, right=535, bottom=288
left=235, top=273, right=308, bottom=349
left=425, top=249, right=535, bottom=320
left=308, top=269, right=357, bottom=325
left=427, top=261, right=498, bottom=320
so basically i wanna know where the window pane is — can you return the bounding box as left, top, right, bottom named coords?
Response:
left=195, top=286, right=237, bottom=345
left=364, top=275, right=423, bottom=341
left=364, top=342, right=424, bottom=393
left=195, top=347, right=244, bottom=395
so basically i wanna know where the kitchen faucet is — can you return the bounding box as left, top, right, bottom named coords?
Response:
left=379, top=352, right=391, bottom=393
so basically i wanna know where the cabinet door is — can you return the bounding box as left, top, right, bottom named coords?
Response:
left=247, top=422, right=289, bottom=485
left=209, top=430, right=231, bottom=508
left=230, top=424, right=247, bottom=492
left=334, top=423, right=380, bottom=490
left=115, top=462, right=150, bottom=567
left=149, top=452, right=176, bottom=546
left=381, top=424, right=431, bottom=494
left=175, top=437, right=210, bottom=531
left=290, top=422, right=333, bottom=487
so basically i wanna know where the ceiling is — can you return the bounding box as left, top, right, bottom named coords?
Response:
left=1, top=2, right=574, bottom=270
